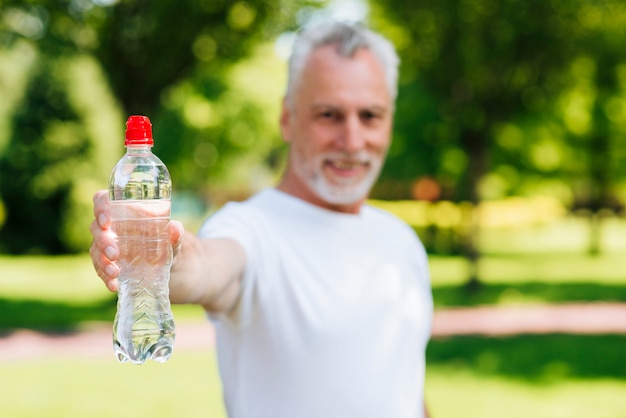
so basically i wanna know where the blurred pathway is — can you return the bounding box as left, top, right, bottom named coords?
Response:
left=431, top=302, right=626, bottom=337
left=0, top=322, right=216, bottom=362
left=1, top=302, right=626, bottom=362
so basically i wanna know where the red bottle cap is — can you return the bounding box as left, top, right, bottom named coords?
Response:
left=125, top=115, right=153, bottom=146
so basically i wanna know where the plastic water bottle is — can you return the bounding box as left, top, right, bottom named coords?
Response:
left=109, top=115, right=175, bottom=364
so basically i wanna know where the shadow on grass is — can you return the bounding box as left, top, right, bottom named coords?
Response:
left=0, top=296, right=117, bottom=334
left=433, top=282, right=626, bottom=308
left=427, top=334, right=626, bottom=380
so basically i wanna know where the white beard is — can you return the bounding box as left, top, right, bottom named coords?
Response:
left=292, top=149, right=383, bottom=205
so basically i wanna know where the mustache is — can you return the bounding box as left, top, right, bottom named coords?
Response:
left=322, top=151, right=372, bottom=163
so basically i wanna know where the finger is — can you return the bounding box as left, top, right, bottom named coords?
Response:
left=90, top=191, right=120, bottom=292
left=89, top=219, right=119, bottom=260
left=89, top=236, right=120, bottom=292
left=93, top=190, right=111, bottom=228
left=89, top=214, right=120, bottom=287
left=105, top=277, right=119, bottom=292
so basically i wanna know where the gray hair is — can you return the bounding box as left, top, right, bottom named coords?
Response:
left=285, top=21, right=400, bottom=109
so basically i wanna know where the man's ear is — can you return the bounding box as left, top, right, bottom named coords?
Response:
left=279, top=98, right=293, bottom=143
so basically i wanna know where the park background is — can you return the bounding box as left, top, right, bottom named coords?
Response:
left=1, top=0, right=625, bottom=416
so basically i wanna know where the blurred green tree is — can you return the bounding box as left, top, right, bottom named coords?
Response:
left=0, top=48, right=122, bottom=254
left=372, top=0, right=626, bottom=278
left=0, top=0, right=316, bottom=253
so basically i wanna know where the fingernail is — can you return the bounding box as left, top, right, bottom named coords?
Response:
left=105, top=246, right=117, bottom=259
left=105, top=264, right=117, bottom=276
left=99, top=213, right=107, bottom=227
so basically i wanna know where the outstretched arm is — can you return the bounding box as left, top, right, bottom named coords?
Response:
left=89, top=190, right=245, bottom=313
left=168, top=232, right=245, bottom=313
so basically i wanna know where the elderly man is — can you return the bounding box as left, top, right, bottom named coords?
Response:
left=90, top=21, right=433, bottom=418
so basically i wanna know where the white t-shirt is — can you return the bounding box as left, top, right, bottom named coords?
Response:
left=198, top=188, right=433, bottom=418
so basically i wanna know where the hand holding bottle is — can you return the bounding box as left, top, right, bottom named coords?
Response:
left=89, top=190, right=184, bottom=292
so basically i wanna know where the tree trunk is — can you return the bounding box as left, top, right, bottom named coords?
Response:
left=459, top=130, right=488, bottom=291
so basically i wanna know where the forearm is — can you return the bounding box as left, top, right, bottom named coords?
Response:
left=169, top=232, right=245, bottom=313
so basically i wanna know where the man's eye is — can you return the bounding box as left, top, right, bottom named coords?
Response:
left=317, top=111, right=339, bottom=121
left=360, top=111, right=379, bottom=121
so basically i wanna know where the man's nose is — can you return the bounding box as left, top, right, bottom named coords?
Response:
left=337, top=114, right=365, bottom=152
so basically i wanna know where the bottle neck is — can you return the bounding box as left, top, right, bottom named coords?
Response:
left=125, top=145, right=153, bottom=154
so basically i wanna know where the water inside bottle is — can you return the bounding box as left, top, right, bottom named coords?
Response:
left=111, top=200, right=176, bottom=364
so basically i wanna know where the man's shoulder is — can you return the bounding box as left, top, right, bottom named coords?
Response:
left=197, top=191, right=274, bottom=239
left=363, top=203, right=425, bottom=245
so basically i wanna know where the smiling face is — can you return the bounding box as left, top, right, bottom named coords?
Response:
left=279, top=45, right=394, bottom=214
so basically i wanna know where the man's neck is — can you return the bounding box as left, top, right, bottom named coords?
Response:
left=276, top=176, right=364, bottom=215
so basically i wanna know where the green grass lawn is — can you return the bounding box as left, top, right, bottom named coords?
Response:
left=1, top=216, right=626, bottom=417
left=0, top=254, right=209, bottom=330
left=425, top=333, right=626, bottom=417
left=0, top=350, right=227, bottom=418
left=0, top=321, right=624, bottom=416
left=426, top=367, right=626, bottom=418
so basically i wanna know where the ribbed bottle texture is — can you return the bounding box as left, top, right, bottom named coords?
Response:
left=109, top=116, right=175, bottom=364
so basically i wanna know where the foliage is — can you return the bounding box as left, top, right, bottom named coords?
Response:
left=373, top=0, right=626, bottom=205
left=369, top=0, right=626, bottom=273
left=4, top=0, right=626, bottom=258
left=0, top=51, right=121, bottom=253
left=154, top=41, right=288, bottom=198
left=0, top=0, right=315, bottom=253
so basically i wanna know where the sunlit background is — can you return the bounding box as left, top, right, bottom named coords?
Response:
left=1, top=0, right=626, bottom=417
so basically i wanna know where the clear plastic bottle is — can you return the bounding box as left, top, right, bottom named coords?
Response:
left=109, top=115, right=175, bottom=364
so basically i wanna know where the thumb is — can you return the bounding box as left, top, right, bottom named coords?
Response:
left=169, top=220, right=185, bottom=256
